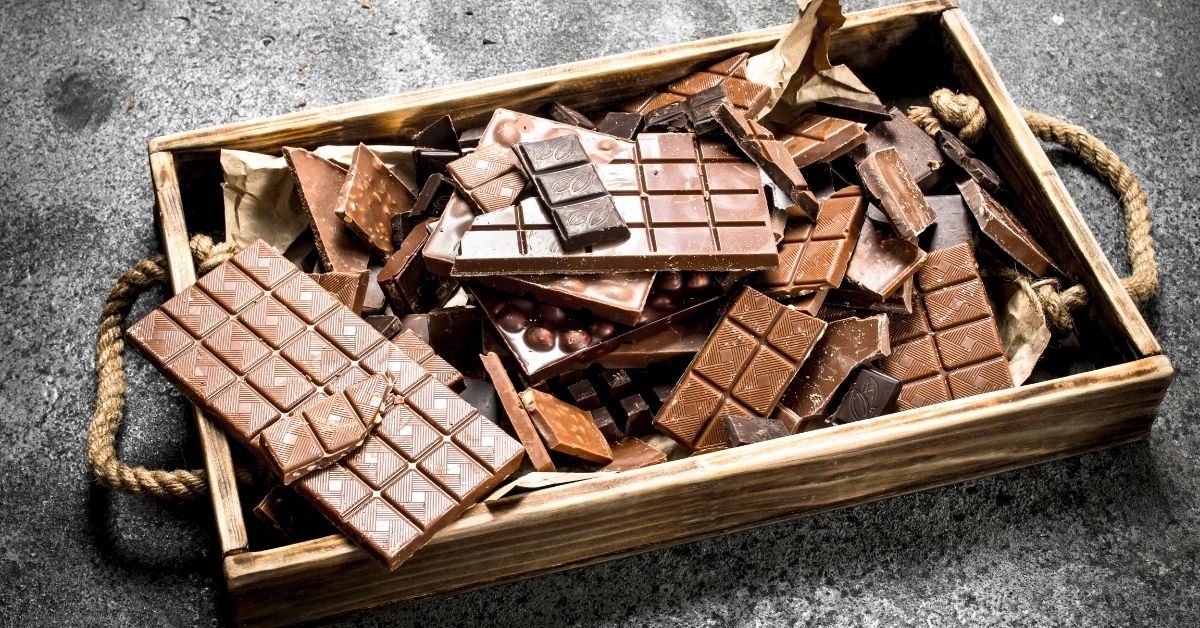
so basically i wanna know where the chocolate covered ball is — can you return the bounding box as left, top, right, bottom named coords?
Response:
left=523, top=326, right=556, bottom=351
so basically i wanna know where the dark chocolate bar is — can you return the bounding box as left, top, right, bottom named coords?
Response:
left=596, top=111, right=643, bottom=140
left=778, top=314, right=891, bottom=428
left=397, top=307, right=483, bottom=374
left=848, top=107, right=944, bottom=192
left=645, top=85, right=732, bottom=134
left=826, top=368, right=901, bottom=425
left=413, top=115, right=460, bottom=152
left=514, top=135, right=630, bottom=248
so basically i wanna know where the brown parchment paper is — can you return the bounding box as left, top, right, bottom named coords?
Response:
left=220, top=149, right=308, bottom=253
left=995, top=278, right=1052, bottom=385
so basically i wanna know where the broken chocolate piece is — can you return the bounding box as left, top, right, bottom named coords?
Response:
left=621, top=52, right=770, bottom=117
left=849, top=107, right=944, bottom=192
left=936, top=129, right=1002, bottom=194
left=398, top=307, right=483, bottom=374
left=458, top=126, right=485, bottom=150
left=365, top=315, right=402, bottom=339
left=445, top=144, right=527, bottom=213
left=826, top=368, right=901, bottom=425
left=414, top=115, right=460, bottom=152
left=596, top=111, right=643, bottom=140
left=335, top=144, right=415, bottom=257
left=481, top=352, right=555, bottom=472
left=813, top=97, right=892, bottom=126
left=957, top=179, right=1060, bottom=277
left=923, top=194, right=978, bottom=252
left=283, top=147, right=370, bottom=273
left=519, top=388, right=613, bottom=463
left=858, top=147, right=936, bottom=241
left=843, top=218, right=928, bottom=299
left=590, top=407, right=624, bottom=443
left=779, top=314, right=891, bottom=425
left=545, top=102, right=596, bottom=130
left=514, top=135, right=630, bottom=249
left=600, top=437, right=667, bottom=471
left=756, top=186, right=865, bottom=297
left=421, top=193, right=475, bottom=276
left=777, top=114, right=868, bottom=169
left=715, top=103, right=818, bottom=218
left=309, top=271, right=369, bottom=314
left=377, top=218, right=456, bottom=316
left=722, top=415, right=789, bottom=447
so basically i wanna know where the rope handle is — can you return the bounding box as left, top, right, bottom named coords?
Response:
left=89, top=92, right=1158, bottom=501
left=909, top=89, right=1158, bottom=332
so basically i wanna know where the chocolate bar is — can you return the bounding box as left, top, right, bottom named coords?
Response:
left=399, top=173, right=456, bottom=245
left=722, top=415, right=789, bottom=447
left=877, top=244, right=1013, bottom=410
left=514, top=135, right=629, bottom=248
left=128, top=242, right=524, bottom=568
left=620, top=52, right=770, bottom=117
left=596, top=111, right=643, bottom=140
left=309, top=271, right=369, bottom=314
left=335, top=144, right=415, bottom=257
left=857, top=147, right=936, bottom=241
left=545, top=102, right=596, bottom=130
left=923, top=194, right=978, bottom=251
left=826, top=368, right=901, bottom=425
left=284, top=148, right=370, bottom=273
left=778, top=314, right=891, bottom=428
left=600, top=437, right=667, bottom=471
left=842, top=217, right=928, bottom=299
left=756, top=187, right=865, bottom=297
left=480, top=352, right=555, bottom=471
left=456, top=133, right=777, bottom=275
left=392, top=329, right=464, bottom=392
left=519, top=388, right=613, bottom=463
left=813, top=98, right=892, bottom=126
left=445, top=144, right=528, bottom=213
left=776, top=114, right=867, bottom=169
left=377, top=218, right=457, bottom=317
left=422, top=192, right=475, bottom=276
left=477, top=272, right=655, bottom=326
left=849, top=107, right=944, bottom=192
left=936, top=129, right=1002, bottom=194
left=715, top=103, right=818, bottom=218
left=957, top=179, right=1059, bottom=277
left=654, top=287, right=827, bottom=451
left=413, top=116, right=461, bottom=186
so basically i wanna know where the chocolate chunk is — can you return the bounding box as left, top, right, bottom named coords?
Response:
left=813, top=97, right=892, bottom=126
left=681, top=85, right=732, bottom=134
left=365, top=315, right=402, bottom=339
left=392, top=329, right=465, bottom=392
left=596, top=111, right=643, bottom=140
left=843, top=218, right=928, bottom=300
left=849, top=107, right=944, bottom=192
left=923, top=194, right=979, bottom=251
left=445, top=144, right=528, bottom=213
left=519, top=388, right=613, bottom=463
left=779, top=315, right=891, bottom=425
left=826, top=368, right=901, bottom=425
left=481, top=352, right=555, bottom=472
left=334, top=145, right=415, bottom=257
left=722, top=415, right=790, bottom=447
left=957, top=179, right=1060, bottom=277
left=515, top=135, right=630, bottom=249
left=756, top=186, right=865, bottom=297
left=414, top=115, right=459, bottom=152
left=398, top=306, right=483, bottom=373
left=654, top=287, right=827, bottom=451
left=377, top=218, right=456, bottom=316
left=590, top=407, right=624, bottom=443
left=308, top=270, right=369, bottom=314
left=877, top=244, right=1013, bottom=411
left=413, top=148, right=461, bottom=189
left=600, top=437, right=667, bottom=471
left=936, top=129, right=1002, bottom=194
left=566, top=379, right=602, bottom=410
left=477, top=272, right=655, bottom=326
left=421, top=193, right=475, bottom=276
left=644, top=100, right=690, bottom=132
left=621, top=52, right=770, bottom=117
left=457, top=126, right=485, bottom=150
left=283, top=148, right=371, bottom=273
left=545, top=102, right=596, bottom=130
left=858, top=147, right=936, bottom=241
left=617, top=394, right=653, bottom=435
left=777, top=114, right=868, bottom=169
left=456, top=133, right=778, bottom=275
left=252, top=486, right=301, bottom=537
left=715, top=104, right=819, bottom=218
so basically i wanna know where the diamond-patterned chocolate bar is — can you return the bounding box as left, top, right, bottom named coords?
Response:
left=620, top=52, right=770, bottom=117
left=876, top=243, right=1013, bottom=411
left=445, top=144, right=527, bottom=212
left=775, top=114, right=868, bottom=168
left=756, top=186, right=865, bottom=297
left=654, top=286, right=827, bottom=451
left=127, top=240, right=523, bottom=568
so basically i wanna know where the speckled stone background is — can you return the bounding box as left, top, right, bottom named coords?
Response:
left=1, top=0, right=1196, bottom=625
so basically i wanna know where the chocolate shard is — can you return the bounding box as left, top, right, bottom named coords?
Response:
left=756, top=186, right=865, bottom=297
left=457, top=126, right=485, bottom=150
left=779, top=314, right=891, bottom=425
left=777, top=114, right=868, bottom=169
left=481, top=352, right=555, bottom=472
left=595, top=111, right=644, bottom=140
left=519, top=388, right=613, bottom=463
left=813, top=97, right=893, bottom=126
left=922, top=194, right=979, bottom=252
left=308, top=271, right=369, bottom=314
left=545, top=102, right=596, bottom=130
left=826, top=368, right=901, bottom=425
left=283, top=147, right=371, bottom=273
left=590, top=407, right=625, bottom=443
left=621, top=52, right=770, bottom=118
left=377, top=218, right=457, bottom=316
left=514, top=135, right=630, bottom=249
left=335, top=144, right=415, bottom=257
left=413, top=115, right=460, bottom=152
left=877, top=243, right=1013, bottom=411
left=365, top=315, right=402, bottom=339
left=722, top=415, right=790, bottom=447
left=715, top=103, right=819, bottom=218
left=654, top=286, right=828, bottom=451
left=597, top=319, right=709, bottom=368
left=421, top=193, right=475, bottom=276
left=682, top=85, right=732, bottom=134
left=413, top=148, right=461, bottom=190
left=936, top=129, right=1002, bottom=194
left=398, top=173, right=456, bottom=247
left=858, top=147, right=936, bottom=241
left=600, top=437, right=667, bottom=471
left=849, top=107, right=944, bottom=192
left=956, top=178, right=1060, bottom=277
left=843, top=217, right=928, bottom=300
left=252, top=486, right=301, bottom=537
left=445, top=144, right=528, bottom=213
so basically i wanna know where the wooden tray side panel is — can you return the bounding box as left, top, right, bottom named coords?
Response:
left=149, top=151, right=249, bottom=556
left=939, top=9, right=1159, bottom=358
left=225, top=356, right=1170, bottom=627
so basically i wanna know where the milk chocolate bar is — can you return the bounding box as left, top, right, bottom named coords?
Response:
left=596, top=111, right=643, bottom=140
left=620, top=52, right=770, bottom=117
left=514, top=135, right=629, bottom=248
left=654, top=287, right=827, bottom=451
left=776, top=114, right=868, bottom=169
left=936, top=129, right=1001, bottom=194
left=284, top=148, right=370, bottom=273
left=481, top=352, right=555, bottom=471
left=519, top=388, right=613, bottom=463
left=715, top=103, right=818, bottom=218
left=477, top=272, right=655, bottom=326
left=722, top=415, right=789, bottom=447
left=813, top=98, right=892, bottom=126
left=476, top=109, right=634, bottom=166
left=445, top=144, right=528, bottom=213
left=779, top=314, right=891, bottom=427
left=309, top=271, right=369, bottom=314
left=455, top=133, right=777, bottom=275
left=849, top=107, right=944, bottom=192
left=335, top=144, right=414, bottom=257
left=957, top=179, right=1059, bottom=277
left=858, top=147, right=936, bottom=241
left=877, top=244, right=1013, bottom=410
left=600, top=437, right=667, bottom=471
left=826, top=368, right=901, bottom=425
left=756, top=187, right=865, bottom=297
left=377, top=218, right=457, bottom=316
left=842, top=217, right=927, bottom=299
left=128, top=241, right=523, bottom=569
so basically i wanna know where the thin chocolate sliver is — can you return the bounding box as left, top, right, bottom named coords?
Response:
left=481, top=352, right=555, bottom=472
left=284, top=147, right=370, bottom=273
left=722, top=415, right=789, bottom=447
left=936, top=129, right=1002, bottom=194
left=715, top=103, right=818, bottom=218
left=520, top=388, right=613, bottom=463
left=957, top=178, right=1060, bottom=277
left=514, top=135, right=629, bottom=249
left=596, top=111, right=643, bottom=140
left=654, top=286, right=827, bottom=451
left=826, top=368, right=901, bottom=425
left=813, top=97, right=892, bottom=126
left=858, top=147, right=936, bottom=241
left=545, top=102, right=596, bottom=130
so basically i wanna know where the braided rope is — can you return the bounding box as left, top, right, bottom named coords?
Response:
left=86, top=235, right=251, bottom=500
left=908, top=89, right=1158, bottom=332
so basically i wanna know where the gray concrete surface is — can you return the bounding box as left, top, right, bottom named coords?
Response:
left=1, top=0, right=1197, bottom=625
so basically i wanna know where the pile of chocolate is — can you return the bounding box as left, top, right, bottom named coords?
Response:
left=128, top=52, right=1061, bottom=569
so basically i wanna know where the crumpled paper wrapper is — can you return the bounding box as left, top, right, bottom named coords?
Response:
left=221, top=149, right=309, bottom=254
left=745, top=0, right=880, bottom=128
left=995, top=277, right=1052, bottom=385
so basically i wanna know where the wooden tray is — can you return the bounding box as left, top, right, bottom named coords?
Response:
left=144, top=1, right=1172, bottom=624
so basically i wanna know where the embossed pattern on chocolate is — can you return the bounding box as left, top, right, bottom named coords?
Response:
left=515, top=135, right=629, bottom=248
left=445, top=144, right=527, bottom=213
left=308, top=271, right=369, bottom=314
left=756, top=186, right=865, bottom=297
left=876, top=243, right=1013, bottom=411
left=826, top=368, right=901, bottom=425
left=392, top=329, right=464, bottom=392
left=620, top=52, right=770, bottom=117
left=654, top=286, right=827, bottom=451
left=776, top=113, right=868, bottom=169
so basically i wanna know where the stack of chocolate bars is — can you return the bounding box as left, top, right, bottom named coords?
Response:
left=128, top=52, right=1062, bottom=570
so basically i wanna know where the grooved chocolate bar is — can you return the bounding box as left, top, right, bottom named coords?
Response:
left=755, top=186, right=865, bottom=297
left=127, top=240, right=523, bottom=569
left=876, top=243, right=1013, bottom=411
left=620, top=52, right=770, bottom=117
left=445, top=144, right=527, bottom=212
left=392, top=329, right=464, bottom=392
left=309, top=271, right=369, bottom=314
left=514, top=135, right=629, bottom=248
left=654, top=286, right=827, bottom=451
left=454, top=133, right=777, bottom=275
left=776, top=114, right=868, bottom=169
